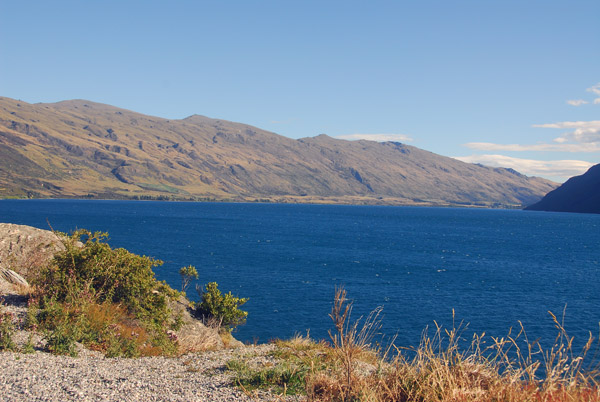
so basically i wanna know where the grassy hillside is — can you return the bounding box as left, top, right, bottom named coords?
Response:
left=0, top=97, right=557, bottom=206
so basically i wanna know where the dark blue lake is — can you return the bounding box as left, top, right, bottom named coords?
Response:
left=1, top=199, right=599, bottom=350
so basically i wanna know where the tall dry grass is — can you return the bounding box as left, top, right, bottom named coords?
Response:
left=305, top=287, right=600, bottom=402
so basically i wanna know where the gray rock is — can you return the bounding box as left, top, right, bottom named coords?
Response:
left=0, top=223, right=65, bottom=279
left=0, top=268, right=30, bottom=288
left=169, top=296, right=227, bottom=352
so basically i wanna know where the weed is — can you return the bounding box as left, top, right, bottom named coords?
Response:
left=303, top=287, right=600, bottom=402
left=22, top=332, right=35, bottom=354
left=0, top=305, right=16, bottom=351
left=226, top=358, right=307, bottom=395
left=44, top=322, right=78, bottom=357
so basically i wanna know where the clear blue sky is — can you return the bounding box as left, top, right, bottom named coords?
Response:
left=1, top=0, right=598, bottom=182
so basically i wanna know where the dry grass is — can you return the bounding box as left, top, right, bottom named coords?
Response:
left=299, top=287, right=600, bottom=402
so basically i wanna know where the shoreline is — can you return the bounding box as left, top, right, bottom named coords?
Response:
left=0, top=195, right=525, bottom=209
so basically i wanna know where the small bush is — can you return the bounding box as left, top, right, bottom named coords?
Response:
left=37, top=230, right=179, bottom=326
left=0, top=306, right=16, bottom=351
left=44, top=324, right=78, bottom=357
left=195, top=282, right=248, bottom=332
left=179, top=265, right=198, bottom=293
left=31, top=229, right=182, bottom=357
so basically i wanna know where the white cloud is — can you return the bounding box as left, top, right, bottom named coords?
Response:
left=454, top=154, right=593, bottom=181
left=533, top=120, right=600, bottom=143
left=587, top=83, right=600, bottom=96
left=586, top=83, right=600, bottom=104
left=563, top=83, right=600, bottom=106
left=336, top=133, right=413, bottom=142
left=566, top=99, right=588, bottom=106
left=463, top=141, right=600, bottom=152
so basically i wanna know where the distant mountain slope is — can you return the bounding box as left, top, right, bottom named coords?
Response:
left=0, top=97, right=557, bottom=206
left=525, top=164, right=600, bottom=214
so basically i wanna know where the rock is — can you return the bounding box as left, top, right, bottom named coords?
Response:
left=0, top=223, right=65, bottom=279
left=220, top=332, right=246, bottom=349
left=0, top=268, right=30, bottom=288
left=169, top=296, right=226, bottom=352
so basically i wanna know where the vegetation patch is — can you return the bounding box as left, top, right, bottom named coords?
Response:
left=194, top=282, right=248, bottom=333
left=0, top=306, right=16, bottom=351
left=226, top=358, right=307, bottom=396
left=30, top=229, right=182, bottom=357
left=137, top=182, right=181, bottom=194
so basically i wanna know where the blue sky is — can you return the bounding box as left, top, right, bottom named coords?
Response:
left=1, top=0, right=598, bottom=182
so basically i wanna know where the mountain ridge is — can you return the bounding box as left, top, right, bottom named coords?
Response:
left=525, top=164, right=600, bottom=214
left=0, top=96, right=557, bottom=206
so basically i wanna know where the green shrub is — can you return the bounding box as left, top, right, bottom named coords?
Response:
left=0, top=307, right=16, bottom=351
left=44, top=323, right=78, bottom=357
left=37, top=230, right=179, bottom=326
left=179, top=265, right=198, bottom=293
left=195, top=282, right=248, bottom=332
left=31, top=229, right=182, bottom=357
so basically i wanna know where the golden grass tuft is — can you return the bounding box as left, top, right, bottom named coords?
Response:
left=300, top=287, right=600, bottom=402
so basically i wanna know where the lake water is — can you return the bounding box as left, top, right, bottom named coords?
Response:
left=1, top=199, right=599, bottom=350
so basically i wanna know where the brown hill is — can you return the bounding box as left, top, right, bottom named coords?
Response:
left=0, top=97, right=557, bottom=206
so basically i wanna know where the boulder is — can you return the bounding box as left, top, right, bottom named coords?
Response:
left=170, top=296, right=225, bottom=352
left=170, top=296, right=245, bottom=352
left=0, top=223, right=64, bottom=279
left=0, top=268, right=30, bottom=288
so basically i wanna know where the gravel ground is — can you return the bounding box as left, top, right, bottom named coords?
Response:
left=0, top=344, right=305, bottom=402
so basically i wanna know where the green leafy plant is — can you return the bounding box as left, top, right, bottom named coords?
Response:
left=31, top=229, right=182, bottom=357
left=0, top=306, right=16, bottom=351
left=226, top=358, right=307, bottom=396
left=179, top=265, right=198, bottom=293
left=22, top=333, right=35, bottom=354
left=195, top=282, right=248, bottom=332
left=44, top=322, right=78, bottom=357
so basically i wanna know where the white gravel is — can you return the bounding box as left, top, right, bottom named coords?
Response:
left=0, top=345, right=305, bottom=402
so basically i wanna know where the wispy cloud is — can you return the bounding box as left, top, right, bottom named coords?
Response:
left=587, top=82, right=600, bottom=103
left=335, top=133, right=413, bottom=142
left=566, top=99, right=588, bottom=106
left=533, top=120, right=600, bottom=143
left=563, top=83, right=600, bottom=106
left=454, top=154, right=593, bottom=181
left=464, top=120, right=600, bottom=152
left=464, top=141, right=600, bottom=152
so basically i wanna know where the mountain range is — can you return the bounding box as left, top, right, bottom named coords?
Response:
left=0, top=96, right=557, bottom=206
left=525, top=164, right=600, bottom=214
